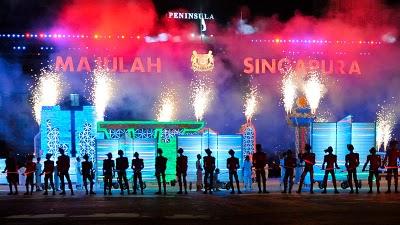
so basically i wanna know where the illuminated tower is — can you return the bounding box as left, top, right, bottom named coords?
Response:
left=240, top=122, right=256, bottom=158
left=286, top=96, right=315, bottom=156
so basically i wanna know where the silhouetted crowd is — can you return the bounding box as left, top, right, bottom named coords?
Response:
left=2, top=140, right=399, bottom=196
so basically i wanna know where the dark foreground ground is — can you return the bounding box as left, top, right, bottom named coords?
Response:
left=1, top=185, right=399, bottom=225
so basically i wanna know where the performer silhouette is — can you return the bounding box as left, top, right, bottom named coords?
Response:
left=116, top=150, right=130, bottom=195
left=203, top=148, right=216, bottom=194
left=2, top=151, right=18, bottom=195
left=322, top=146, right=340, bottom=194
left=57, top=148, right=74, bottom=195
left=176, top=148, right=188, bottom=194
left=282, top=150, right=296, bottom=194
left=345, top=144, right=360, bottom=194
left=362, top=147, right=381, bottom=194
left=82, top=154, right=95, bottom=195
left=41, top=153, right=55, bottom=195
left=383, top=140, right=399, bottom=193
left=103, top=152, right=115, bottom=195
left=24, top=155, right=36, bottom=195
left=155, top=148, right=167, bottom=195
left=35, top=157, right=42, bottom=192
left=227, top=149, right=242, bottom=194
left=196, top=154, right=203, bottom=192
left=253, top=144, right=269, bottom=193
left=297, top=144, right=315, bottom=194
left=131, top=152, right=144, bottom=195
left=242, top=155, right=253, bottom=191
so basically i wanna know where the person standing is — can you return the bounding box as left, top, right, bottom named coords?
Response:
left=35, top=157, right=42, bottom=191
left=57, top=148, right=74, bottom=195
left=176, top=148, right=188, bottom=194
left=282, top=150, right=296, bottom=194
left=227, top=149, right=242, bottom=194
left=362, top=147, right=381, bottom=194
left=41, top=153, right=55, bottom=195
left=383, top=140, right=399, bottom=193
left=297, top=144, right=316, bottom=194
left=103, top=152, right=115, bottom=195
left=24, top=155, right=36, bottom=195
left=131, top=152, right=144, bottom=195
left=82, top=154, right=95, bottom=195
left=322, top=146, right=340, bottom=194
left=75, top=157, right=82, bottom=190
left=2, top=151, right=18, bottom=195
left=54, top=165, right=60, bottom=191
left=253, top=144, right=268, bottom=193
left=242, top=155, right=252, bottom=191
left=116, top=150, right=130, bottom=195
left=345, top=144, right=360, bottom=194
left=155, top=148, right=167, bottom=195
left=196, top=154, right=203, bottom=192
left=203, top=148, right=216, bottom=194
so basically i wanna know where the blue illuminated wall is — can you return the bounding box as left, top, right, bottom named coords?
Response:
left=177, top=130, right=243, bottom=182
left=95, top=138, right=157, bottom=186
left=40, top=105, right=97, bottom=183
left=311, top=116, right=376, bottom=181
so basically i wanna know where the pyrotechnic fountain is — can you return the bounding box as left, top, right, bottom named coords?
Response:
left=190, top=79, right=213, bottom=121
left=31, top=67, right=62, bottom=124
left=156, top=87, right=177, bottom=122
left=90, top=67, right=115, bottom=121
left=376, top=103, right=397, bottom=150
left=240, top=85, right=260, bottom=158
left=282, top=69, right=326, bottom=155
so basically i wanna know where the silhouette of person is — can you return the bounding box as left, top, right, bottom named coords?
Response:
left=297, top=144, right=316, bottom=194
left=176, top=148, right=188, bottom=194
left=203, top=148, right=216, bottom=194
left=282, top=150, right=296, bottom=194
left=57, top=148, right=74, bottom=195
left=35, top=157, right=42, bottom=191
left=242, top=155, right=252, bottom=191
left=383, top=140, right=399, bottom=193
left=82, top=154, right=95, bottom=195
left=103, top=152, right=115, bottom=195
left=322, top=146, right=340, bottom=194
left=196, top=154, right=203, bottom=192
left=24, top=155, right=36, bottom=195
left=362, top=147, right=381, bottom=193
left=227, top=149, right=242, bottom=194
left=253, top=144, right=268, bottom=193
left=345, top=144, right=360, bottom=194
left=155, top=148, right=168, bottom=195
left=116, top=150, right=130, bottom=195
left=131, top=152, right=144, bottom=195
left=75, top=157, right=82, bottom=190
left=41, top=153, right=55, bottom=195
left=2, top=151, right=18, bottom=195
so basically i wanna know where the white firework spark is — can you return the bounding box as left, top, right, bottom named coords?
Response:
left=303, top=71, right=325, bottom=114
left=281, top=70, right=297, bottom=114
left=376, top=103, right=397, bottom=150
left=156, top=88, right=177, bottom=122
left=31, top=67, right=62, bottom=124
left=244, top=85, right=260, bottom=122
left=190, top=79, right=213, bottom=121
left=90, top=67, right=115, bottom=121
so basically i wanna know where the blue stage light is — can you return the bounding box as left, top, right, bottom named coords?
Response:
left=7, top=34, right=10, bottom=37
left=13, top=46, right=16, bottom=50
left=22, top=46, right=26, bottom=50
left=17, top=46, right=20, bottom=50
left=40, top=47, right=43, bottom=50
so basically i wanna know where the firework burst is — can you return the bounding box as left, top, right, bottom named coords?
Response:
left=190, top=79, right=213, bottom=121
left=244, top=85, right=260, bottom=122
left=303, top=71, right=325, bottom=114
left=156, top=88, right=177, bottom=122
left=90, top=67, right=115, bottom=121
left=281, top=70, right=297, bottom=114
left=376, top=103, right=397, bottom=150
left=31, top=67, right=62, bottom=124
